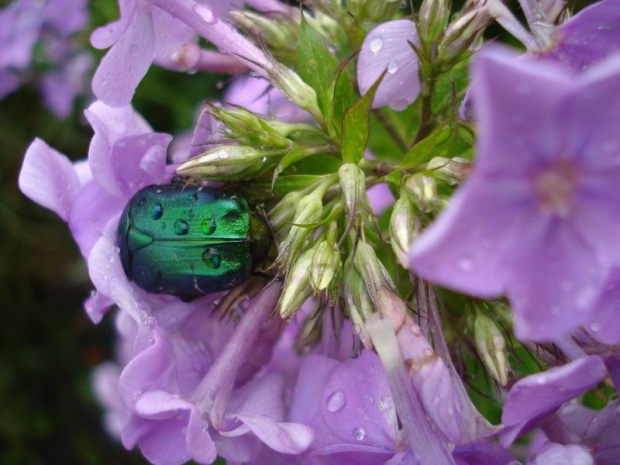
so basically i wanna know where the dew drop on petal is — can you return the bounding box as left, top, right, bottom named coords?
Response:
left=387, top=60, right=399, bottom=74
left=352, top=426, right=366, bottom=441
left=389, top=98, right=410, bottom=111
left=378, top=396, right=392, bottom=411
left=326, top=390, right=346, bottom=413
left=589, top=322, right=601, bottom=332
left=457, top=257, right=474, bottom=272
left=369, top=37, right=383, bottom=54
left=192, top=4, right=216, bottom=24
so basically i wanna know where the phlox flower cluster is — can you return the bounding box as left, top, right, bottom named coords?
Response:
left=15, top=0, right=620, bottom=464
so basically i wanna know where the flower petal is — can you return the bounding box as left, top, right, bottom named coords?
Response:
left=232, top=413, right=314, bottom=455
left=18, top=138, right=81, bottom=221
left=92, top=6, right=155, bottom=107
left=502, top=356, right=606, bottom=434
left=357, top=19, right=420, bottom=111
left=545, top=0, right=620, bottom=72
left=410, top=176, right=533, bottom=298
left=505, top=219, right=607, bottom=341
left=472, top=46, right=573, bottom=175
left=88, top=235, right=152, bottom=323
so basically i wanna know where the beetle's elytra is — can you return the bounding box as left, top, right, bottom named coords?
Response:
left=117, top=183, right=271, bottom=298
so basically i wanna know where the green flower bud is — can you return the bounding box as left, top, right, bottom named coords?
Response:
left=344, top=262, right=375, bottom=348
left=404, top=174, right=438, bottom=213
left=211, top=106, right=291, bottom=149
left=418, top=0, right=452, bottom=46
left=353, top=241, right=394, bottom=303
left=390, top=195, right=420, bottom=268
left=269, top=191, right=304, bottom=240
left=474, top=311, right=509, bottom=386
left=231, top=11, right=299, bottom=61
left=270, top=64, right=323, bottom=124
left=310, top=239, right=342, bottom=291
left=275, top=187, right=326, bottom=272
left=338, top=163, right=368, bottom=228
left=279, top=247, right=315, bottom=318
left=427, top=156, right=471, bottom=185
left=437, top=8, right=491, bottom=67
left=177, top=146, right=280, bottom=180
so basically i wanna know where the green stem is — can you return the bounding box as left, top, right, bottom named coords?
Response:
left=412, top=71, right=437, bottom=145
left=372, top=109, right=408, bottom=153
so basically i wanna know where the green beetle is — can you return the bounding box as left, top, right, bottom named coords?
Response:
left=117, top=182, right=271, bottom=298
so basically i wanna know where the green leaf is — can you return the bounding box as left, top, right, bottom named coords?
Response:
left=272, top=175, right=326, bottom=195
left=399, top=123, right=474, bottom=169
left=341, top=71, right=386, bottom=164
left=330, top=66, right=357, bottom=133
left=297, top=15, right=339, bottom=115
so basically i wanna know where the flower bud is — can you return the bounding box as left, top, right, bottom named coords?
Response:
left=389, top=196, right=420, bottom=268
left=338, top=163, right=368, bottom=227
left=310, top=240, right=342, bottom=292
left=270, top=64, right=323, bottom=124
left=211, top=105, right=291, bottom=149
left=279, top=248, right=315, bottom=318
left=474, top=311, right=509, bottom=386
left=437, top=8, right=491, bottom=67
left=177, top=145, right=278, bottom=180
left=269, top=191, right=304, bottom=240
left=427, top=156, right=471, bottom=185
left=404, top=174, right=437, bottom=213
left=344, top=262, right=374, bottom=349
left=418, top=0, right=452, bottom=46
left=231, top=11, right=299, bottom=61
left=353, top=241, right=394, bottom=302
left=275, top=188, right=326, bottom=272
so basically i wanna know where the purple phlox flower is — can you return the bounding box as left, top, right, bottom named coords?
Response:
left=500, top=355, right=607, bottom=445
left=0, top=0, right=90, bottom=114
left=543, top=0, right=620, bottom=72
left=112, top=285, right=312, bottom=465
left=367, top=183, right=396, bottom=216
left=290, top=347, right=514, bottom=465
left=527, top=442, right=594, bottom=465
left=410, top=45, right=620, bottom=341
left=0, top=0, right=45, bottom=71
left=91, top=0, right=278, bottom=107
left=224, top=75, right=313, bottom=124
left=546, top=400, right=620, bottom=464
left=357, top=19, right=421, bottom=111
left=583, top=268, right=620, bottom=345
left=19, top=101, right=173, bottom=322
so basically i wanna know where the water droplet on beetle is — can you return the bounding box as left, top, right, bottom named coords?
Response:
left=326, top=390, right=345, bottom=413
left=174, top=219, right=189, bottom=235
left=352, top=427, right=366, bottom=441
left=202, top=248, right=221, bottom=268
left=369, top=37, right=383, bottom=54
left=152, top=202, right=164, bottom=220
left=201, top=217, right=216, bottom=235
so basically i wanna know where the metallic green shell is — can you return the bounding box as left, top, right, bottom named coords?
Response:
left=117, top=183, right=270, bottom=298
